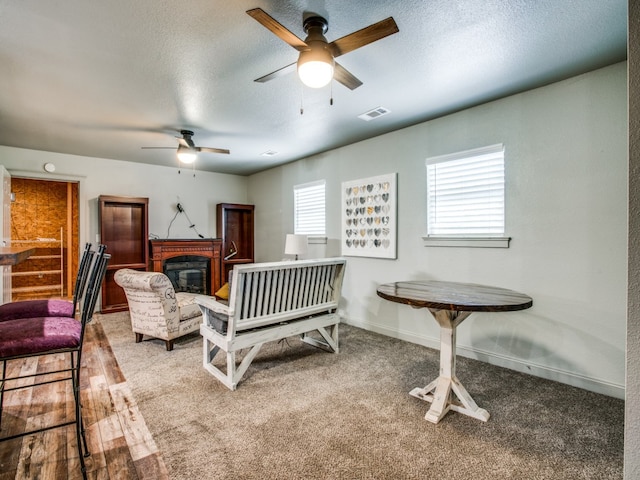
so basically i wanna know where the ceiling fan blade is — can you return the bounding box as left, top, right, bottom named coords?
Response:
left=247, top=8, right=308, bottom=51
left=333, top=62, right=363, bottom=90
left=254, top=62, right=297, bottom=83
left=197, top=147, right=230, bottom=155
left=141, top=147, right=176, bottom=150
left=329, top=17, right=399, bottom=57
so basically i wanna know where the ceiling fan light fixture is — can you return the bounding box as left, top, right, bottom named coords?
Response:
left=248, top=9, right=399, bottom=91
left=297, top=45, right=334, bottom=88
left=177, top=145, right=197, bottom=164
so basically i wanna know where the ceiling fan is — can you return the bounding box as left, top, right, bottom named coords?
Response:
left=247, top=8, right=399, bottom=90
left=141, top=130, right=230, bottom=164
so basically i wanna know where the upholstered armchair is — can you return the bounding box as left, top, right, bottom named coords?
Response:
left=113, top=269, right=203, bottom=351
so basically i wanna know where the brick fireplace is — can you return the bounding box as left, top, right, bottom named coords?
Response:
left=149, top=239, right=222, bottom=295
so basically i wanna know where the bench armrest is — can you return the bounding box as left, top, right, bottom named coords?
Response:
left=195, top=295, right=232, bottom=316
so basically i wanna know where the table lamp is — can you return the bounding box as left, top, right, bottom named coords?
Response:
left=284, top=234, right=308, bottom=260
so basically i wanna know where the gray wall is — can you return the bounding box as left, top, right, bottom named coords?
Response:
left=0, top=148, right=249, bottom=246
left=0, top=53, right=633, bottom=471
left=626, top=2, right=639, bottom=477
left=248, top=62, right=628, bottom=399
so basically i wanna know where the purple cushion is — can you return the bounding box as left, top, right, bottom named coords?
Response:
left=0, top=317, right=81, bottom=358
left=0, top=299, right=74, bottom=322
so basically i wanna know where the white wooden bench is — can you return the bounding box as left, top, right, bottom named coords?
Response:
left=195, top=258, right=347, bottom=390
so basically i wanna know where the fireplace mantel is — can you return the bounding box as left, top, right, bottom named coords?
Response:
left=149, top=239, right=222, bottom=295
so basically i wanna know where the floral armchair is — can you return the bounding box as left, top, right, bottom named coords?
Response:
left=114, top=269, right=203, bottom=351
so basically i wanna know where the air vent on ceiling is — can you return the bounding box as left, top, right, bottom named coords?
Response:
left=358, top=106, right=390, bottom=121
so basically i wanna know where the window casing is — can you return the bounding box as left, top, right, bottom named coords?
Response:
left=425, top=144, right=508, bottom=247
left=294, top=180, right=326, bottom=236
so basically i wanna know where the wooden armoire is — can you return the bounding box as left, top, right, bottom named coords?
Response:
left=216, top=203, right=254, bottom=283
left=99, top=195, right=149, bottom=313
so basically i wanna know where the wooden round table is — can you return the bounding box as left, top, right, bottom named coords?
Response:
left=377, top=280, right=533, bottom=423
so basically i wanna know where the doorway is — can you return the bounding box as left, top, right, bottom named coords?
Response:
left=10, top=177, right=80, bottom=301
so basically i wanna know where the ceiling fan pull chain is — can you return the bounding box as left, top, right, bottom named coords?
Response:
left=300, top=84, right=304, bottom=115
left=330, top=81, right=334, bottom=106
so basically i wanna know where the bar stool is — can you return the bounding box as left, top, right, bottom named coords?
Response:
left=0, top=243, right=94, bottom=321
left=0, top=245, right=109, bottom=479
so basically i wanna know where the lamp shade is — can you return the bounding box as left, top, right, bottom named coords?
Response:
left=177, top=145, right=197, bottom=164
left=284, top=234, right=308, bottom=259
left=297, top=46, right=334, bottom=88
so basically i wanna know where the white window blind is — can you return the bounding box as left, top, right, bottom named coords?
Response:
left=294, top=180, right=326, bottom=235
left=426, top=144, right=505, bottom=236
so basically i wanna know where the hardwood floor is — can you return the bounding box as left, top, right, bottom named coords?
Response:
left=0, top=321, right=168, bottom=479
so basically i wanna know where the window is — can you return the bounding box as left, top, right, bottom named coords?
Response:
left=425, top=144, right=508, bottom=247
left=294, top=180, right=325, bottom=235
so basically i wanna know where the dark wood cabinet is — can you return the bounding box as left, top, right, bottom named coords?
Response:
left=216, top=203, right=254, bottom=284
left=99, top=195, right=149, bottom=313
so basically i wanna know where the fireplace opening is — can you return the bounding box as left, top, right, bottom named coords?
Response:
left=163, top=255, right=210, bottom=294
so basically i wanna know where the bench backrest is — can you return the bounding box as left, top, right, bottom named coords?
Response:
left=227, top=258, right=346, bottom=332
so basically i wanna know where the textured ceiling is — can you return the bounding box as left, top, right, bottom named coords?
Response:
left=0, top=0, right=628, bottom=175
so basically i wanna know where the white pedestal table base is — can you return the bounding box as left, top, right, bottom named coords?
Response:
left=410, top=309, right=490, bottom=424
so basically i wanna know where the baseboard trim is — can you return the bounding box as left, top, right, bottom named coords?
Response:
left=343, top=318, right=625, bottom=400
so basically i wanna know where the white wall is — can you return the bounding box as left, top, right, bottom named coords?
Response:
left=626, top=1, right=639, bottom=476
left=0, top=64, right=626, bottom=400
left=248, top=62, right=628, bottom=398
left=0, top=147, right=249, bottom=247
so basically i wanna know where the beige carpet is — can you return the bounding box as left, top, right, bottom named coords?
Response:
left=95, top=312, right=623, bottom=480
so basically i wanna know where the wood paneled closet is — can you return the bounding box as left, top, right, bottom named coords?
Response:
left=10, top=177, right=79, bottom=301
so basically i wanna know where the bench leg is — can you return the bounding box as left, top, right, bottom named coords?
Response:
left=202, top=336, right=265, bottom=391
left=202, top=337, right=235, bottom=389
left=301, top=324, right=339, bottom=353
left=233, top=344, right=264, bottom=386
